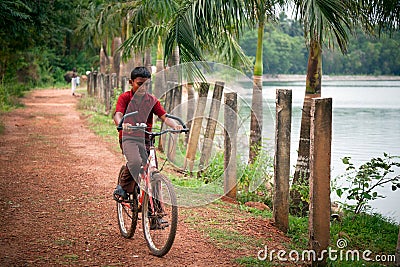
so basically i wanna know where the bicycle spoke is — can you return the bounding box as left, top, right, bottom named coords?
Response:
left=142, top=173, right=178, bottom=256
left=116, top=166, right=139, bottom=239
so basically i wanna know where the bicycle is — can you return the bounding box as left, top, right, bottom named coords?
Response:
left=115, top=111, right=189, bottom=257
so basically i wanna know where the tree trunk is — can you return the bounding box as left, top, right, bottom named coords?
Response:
left=249, top=21, right=264, bottom=164
left=112, top=37, right=122, bottom=85
left=145, top=48, right=152, bottom=93
left=154, top=37, right=165, bottom=99
left=167, top=46, right=180, bottom=83
left=100, top=45, right=107, bottom=74
left=290, top=40, right=322, bottom=216
left=134, top=52, right=143, bottom=69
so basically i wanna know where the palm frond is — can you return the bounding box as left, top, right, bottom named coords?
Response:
left=294, top=0, right=352, bottom=53
left=120, top=24, right=167, bottom=60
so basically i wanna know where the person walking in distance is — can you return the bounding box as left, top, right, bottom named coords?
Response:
left=71, top=67, right=77, bottom=96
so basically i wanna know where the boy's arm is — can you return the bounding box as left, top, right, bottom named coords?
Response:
left=114, top=112, right=123, bottom=126
left=160, top=114, right=183, bottom=131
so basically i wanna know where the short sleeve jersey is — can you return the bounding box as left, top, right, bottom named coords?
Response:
left=115, top=90, right=166, bottom=140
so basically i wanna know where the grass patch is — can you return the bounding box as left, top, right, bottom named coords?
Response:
left=0, top=81, right=29, bottom=111
left=287, top=216, right=309, bottom=250
left=85, top=111, right=118, bottom=143
left=206, top=227, right=257, bottom=250
left=330, top=212, right=398, bottom=254
left=238, top=204, right=273, bottom=219
left=181, top=202, right=276, bottom=264
left=286, top=211, right=399, bottom=266
left=54, top=238, right=75, bottom=247
left=235, top=256, right=273, bottom=267
left=77, top=94, right=118, bottom=148
left=62, top=254, right=79, bottom=261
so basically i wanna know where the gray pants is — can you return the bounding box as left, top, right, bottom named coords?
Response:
left=120, top=138, right=148, bottom=193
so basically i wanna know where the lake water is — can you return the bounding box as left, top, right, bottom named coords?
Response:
left=261, top=79, right=400, bottom=222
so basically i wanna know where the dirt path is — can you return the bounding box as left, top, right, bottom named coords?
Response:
left=0, top=89, right=289, bottom=266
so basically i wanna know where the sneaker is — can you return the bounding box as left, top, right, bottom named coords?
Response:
left=150, top=218, right=169, bottom=230
left=113, top=185, right=128, bottom=202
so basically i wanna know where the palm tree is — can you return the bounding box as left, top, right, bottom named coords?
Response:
left=290, top=0, right=353, bottom=215
left=77, top=1, right=125, bottom=73
left=163, top=0, right=253, bottom=72
left=247, top=0, right=284, bottom=164
left=119, top=0, right=180, bottom=89
left=361, top=0, right=400, bottom=34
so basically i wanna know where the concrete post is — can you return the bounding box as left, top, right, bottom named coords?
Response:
left=87, top=72, right=91, bottom=96
left=199, top=81, right=224, bottom=170
left=309, top=97, right=332, bottom=267
left=93, top=71, right=98, bottom=97
left=273, top=89, right=292, bottom=233
left=184, top=83, right=209, bottom=172
left=121, top=76, right=127, bottom=93
left=224, top=92, right=237, bottom=199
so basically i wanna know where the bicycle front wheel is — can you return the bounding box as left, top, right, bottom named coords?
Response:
left=142, top=173, right=178, bottom=257
left=116, top=166, right=138, bottom=239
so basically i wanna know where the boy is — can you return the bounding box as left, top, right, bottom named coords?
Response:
left=113, top=66, right=182, bottom=199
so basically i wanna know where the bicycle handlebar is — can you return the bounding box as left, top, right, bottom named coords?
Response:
left=117, top=111, right=138, bottom=130
left=117, top=111, right=189, bottom=135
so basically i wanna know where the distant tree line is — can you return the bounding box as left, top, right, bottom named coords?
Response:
left=0, top=0, right=97, bottom=86
left=1, top=1, right=399, bottom=87
left=240, top=13, right=400, bottom=76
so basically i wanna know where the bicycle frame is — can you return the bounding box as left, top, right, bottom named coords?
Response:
left=138, top=137, right=159, bottom=215
left=120, top=140, right=158, bottom=214
left=118, top=112, right=188, bottom=216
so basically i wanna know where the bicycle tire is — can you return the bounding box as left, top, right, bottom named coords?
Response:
left=116, top=165, right=138, bottom=239
left=142, top=173, right=178, bottom=256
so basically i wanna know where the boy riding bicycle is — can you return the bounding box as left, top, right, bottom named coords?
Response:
left=113, top=66, right=182, bottom=200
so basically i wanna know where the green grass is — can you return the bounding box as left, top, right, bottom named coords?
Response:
left=330, top=212, right=398, bottom=254
left=0, top=82, right=27, bottom=111
left=285, top=212, right=399, bottom=266
left=62, top=254, right=79, bottom=261
left=77, top=95, right=119, bottom=148
left=206, top=227, right=261, bottom=250
left=235, top=256, right=273, bottom=266
left=181, top=202, right=265, bottom=250
left=238, top=204, right=273, bottom=219
left=0, top=118, right=4, bottom=135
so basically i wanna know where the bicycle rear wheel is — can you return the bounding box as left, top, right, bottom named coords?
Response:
left=116, top=165, right=138, bottom=238
left=142, top=173, right=178, bottom=256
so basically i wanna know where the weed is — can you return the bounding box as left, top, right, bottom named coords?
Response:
left=235, top=256, right=273, bottom=266
left=54, top=238, right=75, bottom=247
left=62, top=254, right=79, bottom=261
left=206, top=227, right=255, bottom=250
left=77, top=96, right=106, bottom=114
left=0, top=119, right=4, bottom=135
left=334, top=154, right=400, bottom=214
left=0, top=81, right=28, bottom=111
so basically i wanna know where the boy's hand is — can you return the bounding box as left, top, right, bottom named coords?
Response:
left=173, top=124, right=183, bottom=133
left=122, top=123, right=133, bottom=131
